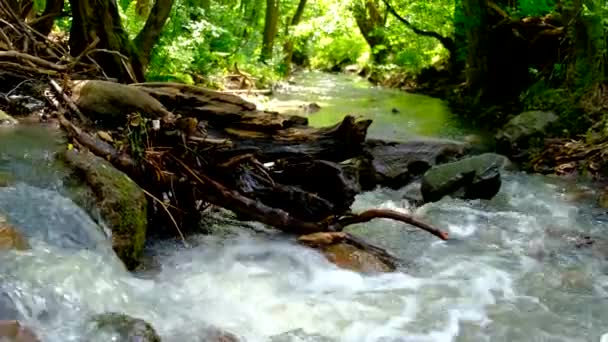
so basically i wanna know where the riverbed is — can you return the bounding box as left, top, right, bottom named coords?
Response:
left=0, top=72, right=607, bottom=341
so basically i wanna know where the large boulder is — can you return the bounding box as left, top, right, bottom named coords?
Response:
left=362, top=139, right=468, bottom=190
left=85, top=313, right=161, bottom=342
left=495, top=110, right=558, bottom=155
left=61, top=150, right=147, bottom=270
left=0, top=215, right=29, bottom=251
left=0, top=321, right=40, bottom=342
left=421, top=153, right=512, bottom=203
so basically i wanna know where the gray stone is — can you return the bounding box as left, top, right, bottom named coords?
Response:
left=363, top=139, right=468, bottom=190
left=496, top=110, right=558, bottom=151
left=421, top=153, right=512, bottom=203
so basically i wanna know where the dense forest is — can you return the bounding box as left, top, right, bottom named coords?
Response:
left=4, top=0, right=607, bottom=134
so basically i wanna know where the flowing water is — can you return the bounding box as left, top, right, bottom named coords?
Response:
left=1, top=73, right=608, bottom=342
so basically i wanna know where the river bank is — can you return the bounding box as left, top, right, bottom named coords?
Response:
left=2, top=71, right=608, bottom=341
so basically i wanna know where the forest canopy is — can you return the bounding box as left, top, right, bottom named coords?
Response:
left=4, top=0, right=607, bottom=136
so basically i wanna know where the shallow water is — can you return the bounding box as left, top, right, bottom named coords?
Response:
left=268, top=71, right=470, bottom=141
left=1, top=75, right=607, bottom=342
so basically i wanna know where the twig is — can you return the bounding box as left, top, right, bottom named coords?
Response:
left=0, top=28, right=13, bottom=49
left=141, top=188, right=188, bottom=247
left=0, top=51, right=68, bottom=70
left=0, top=61, right=57, bottom=75
left=49, top=78, right=89, bottom=123
left=335, top=209, right=449, bottom=240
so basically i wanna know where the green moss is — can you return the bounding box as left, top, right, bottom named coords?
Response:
left=60, top=150, right=147, bottom=270
left=0, top=171, right=14, bottom=187
left=90, top=312, right=161, bottom=342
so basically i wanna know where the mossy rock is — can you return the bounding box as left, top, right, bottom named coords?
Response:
left=87, top=313, right=161, bottom=342
left=495, top=110, right=558, bottom=153
left=421, top=153, right=512, bottom=203
left=0, top=109, right=18, bottom=126
left=60, top=150, right=147, bottom=270
left=0, top=172, right=14, bottom=187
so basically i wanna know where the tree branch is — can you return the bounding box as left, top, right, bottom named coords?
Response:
left=381, top=0, right=456, bottom=55
left=133, top=0, right=175, bottom=69
left=335, top=209, right=449, bottom=240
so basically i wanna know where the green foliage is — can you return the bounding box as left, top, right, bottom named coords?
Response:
left=516, top=0, right=556, bottom=17
left=113, top=0, right=457, bottom=84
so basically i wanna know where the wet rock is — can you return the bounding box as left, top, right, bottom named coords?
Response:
left=363, top=139, right=468, bottom=190
left=298, top=232, right=394, bottom=273
left=323, top=243, right=394, bottom=273
left=0, top=109, right=18, bottom=126
left=271, top=328, right=334, bottom=342
left=0, top=171, right=14, bottom=187
left=495, top=110, right=558, bottom=154
left=7, top=95, right=46, bottom=116
left=0, top=184, right=108, bottom=251
left=0, top=291, right=20, bottom=321
left=421, top=153, right=512, bottom=203
left=196, top=326, right=241, bottom=342
left=87, top=313, right=160, bottom=342
left=0, top=215, right=30, bottom=251
left=0, top=321, right=40, bottom=342
left=61, top=150, right=147, bottom=270
left=168, top=325, right=241, bottom=342
left=302, top=102, right=321, bottom=114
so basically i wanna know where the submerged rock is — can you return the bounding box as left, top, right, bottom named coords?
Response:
left=61, top=150, right=147, bottom=270
left=362, top=139, right=468, bottom=190
left=0, top=320, right=40, bottom=342
left=0, top=291, right=20, bottom=321
left=271, top=328, right=334, bottom=342
left=0, top=184, right=108, bottom=251
left=495, top=110, right=558, bottom=154
left=87, top=313, right=161, bottom=342
left=0, top=215, right=29, bottom=251
left=298, top=232, right=394, bottom=273
left=173, top=326, right=241, bottom=342
left=421, top=153, right=512, bottom=203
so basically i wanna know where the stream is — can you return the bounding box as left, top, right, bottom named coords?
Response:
left=1, top=72, right=608, bottom=341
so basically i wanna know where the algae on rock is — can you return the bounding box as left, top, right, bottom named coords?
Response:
left=87, top=312, right=161, bottom=342
left=60, top=149, right=148, bottom=270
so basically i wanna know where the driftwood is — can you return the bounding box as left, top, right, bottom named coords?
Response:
left=1, top=13, right=450, bottom=269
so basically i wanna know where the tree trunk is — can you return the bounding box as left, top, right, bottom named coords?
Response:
left=260, top=0, right=280, bottom=61
left=133, top=0, right=175, bottom=71
left=353, top=0, right=389, bottom=64
left=462, top=0, right=489, bottom=102
left=68, top=0, right=142, bottom=83
left=32, top=0, right=64, bottom=36
left=283, top=0, right=308, bottom=73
